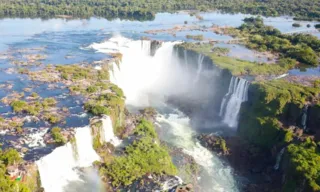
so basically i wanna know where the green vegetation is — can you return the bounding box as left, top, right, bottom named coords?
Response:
left=10, top=98, right=58, bottom=118
left=177, top=43, right=291, bottom=76
left=51, top=127, right=66, bottom=144
left=186, top=34, right=204, bottom=41
left=0, top=0, right=319, bottom=20
left=99, top=119, right=177, bottom=187
left=85, top=92, right=125, bottom=136
left=55, top=65, right=111, bottom=95
left=1, top=148, right=22, bottom=166
left=133, top=119, right=157, bottom=138
left=90, top=120, right=103, bottom=150
left=285, top=139, right=320, bottom=191
left=292, top=23, right=301, bottom=27
left=212, top=47, right=230, bottom=56
left=42, top=97, right=57, bottom=108
left=11, top=100, right=28, bottom=113
left=30, top=92, right=38, bottom=98
left=0, top=148, right=32, bottom=192
left=56, top=65, right=92, bottom=81
left=43, top=113, right=61, bottom=124
left=239, top=17, right=319, bottom=66
left=238, top=80, right=320, bottom=148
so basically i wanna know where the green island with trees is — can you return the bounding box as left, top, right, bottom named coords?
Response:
left=98, top=119, right=177, bottom=189
left=0, top=0, right=319, bottom=20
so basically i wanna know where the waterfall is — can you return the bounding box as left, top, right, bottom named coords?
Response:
left=100, top=115, right=121, bottom=146
left=220, top=77, right=249, bottom=128
left=194, top=54, right=204, bottom=83
left=36, top=126, right=100, bottom=192
left=274, top=148, right=285, bottom=170
left=141, top=40, right=151, bottom=56
left=219, top=77, right=236, bottom=117
left=184, top=49, right=189, bottom=72
left=88, top=36, right=239, bottom=191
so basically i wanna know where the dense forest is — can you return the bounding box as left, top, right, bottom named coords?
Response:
left=0, top=0, right=319, bottom=20
left=238, top=17, right=320, bottom=66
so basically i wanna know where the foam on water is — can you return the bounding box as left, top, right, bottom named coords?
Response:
left=24, top=128, right=48, bottom=148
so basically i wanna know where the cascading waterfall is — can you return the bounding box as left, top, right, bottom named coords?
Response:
left=219, top=77, right=236, bottom=117
left=194, top=54, right=204, bottom=83
left=100, top=115, right=121, bottom=146
left=36, top=126, right=100, bottom=192
left=274, top=148, right=285, bottom=170
left=184, top=49, right=189, bottom=72
left=89, top=35, right=239, bottom=191
left=141, top=40, right=151, bottom=56
left=220, top=76, right=249, bottom=128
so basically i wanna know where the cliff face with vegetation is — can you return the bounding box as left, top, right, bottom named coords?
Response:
left=239, top=81, right=320, bottom=191
left=176, top=40, right=320, bottom=191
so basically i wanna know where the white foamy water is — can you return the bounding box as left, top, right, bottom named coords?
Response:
left=157, top=113, right=238, bottom=192
left=220, top=77, right=249, bottom=128
left=194, top=54, right=204, bottom=83
left=100, top=115, right=121, bottom=146
left=89, top=36, right=192, bottom=107
left=36, top=126, right=100, bottom=192
left=89, top=36, right=239, bottom=191
left=24, top=128, right=48, bottom=148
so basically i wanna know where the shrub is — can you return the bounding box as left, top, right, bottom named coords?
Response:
left=86, top=86, right=98, bottom=93
left=1, top=148, right=22, bottom=166
left=43, top=113, right=61, bottom=124
left=292, top=23, right=301, bottom=27
left=61, top=73, right=68, bottom=80
left=31, top=92, right=38, bottom=98
left=186, top=34, right=204, bottom=41
left=51, top=127, right=66, bottom=144
left=11, top=100, right=28, bottom=113
left=84, top=103, right=109, bottom=116
left=42, top=97, right=57, bottom=107
left=134, top=119, right=157, bottom=138
left=110, top=85, right=124, bottom=98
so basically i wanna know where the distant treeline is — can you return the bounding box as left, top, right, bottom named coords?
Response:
left=0, top=0, right=319, bottom=20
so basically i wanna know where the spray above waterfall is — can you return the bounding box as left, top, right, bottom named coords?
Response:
left=220, top=76, right=249, bottom=128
